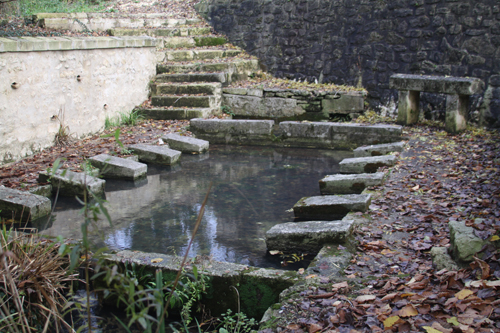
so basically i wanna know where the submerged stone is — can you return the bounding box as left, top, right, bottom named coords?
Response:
left=0, top=187, right=51, bottom=221
left=128, top=144, right=181, bottom=165
left=38, top=169, right=105, bottom=198
left=162, top=133, right=209, bottom=153
left=293, top=194, right=371, bottom=220
left=339, top=155, right=397, bottom=174
left=319, top=172, right=386, bottom=194
left=89, top=154, right=147, bottom=180
left=353, top=142, right=405, bottom=157
left=266, top=220, right=354, bottom=252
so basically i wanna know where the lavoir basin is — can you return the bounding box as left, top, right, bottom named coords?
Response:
left=36, top=145, right=352, bottom=268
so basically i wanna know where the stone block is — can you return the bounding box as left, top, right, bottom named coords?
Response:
left=0, top=187, right=51, bottom=221
left=265, top=220, right=354, bottom=252
left=445, top=94, right=468, bottom=133
left=353, top=141, right=405, bottom=157
left=189, top=118, right=274, bottom=145
left=222, top=88, right=247, bottom=95
left=162, top=133, right=209, bottom=153
left=321, top=93, right=364, bottom=114
left=319, top=172, right=386, bottom=194
left=339, top=155, right=397, bottom=174
left=293, top=194, right=371, bottom=220
left=128, top=144, right=181, bottom=165
left=89, top=154, right=147, bottom=180
left=449, top=220, right=488, bottom=263
left=390, top=74, right=484, bottom=95
left=430, top=247, right=460, bottom=271
left=38, top=169, right=105, bottom=198
left=222, top=95, right=304, bottom=118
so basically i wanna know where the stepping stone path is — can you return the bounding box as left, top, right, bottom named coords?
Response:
left=353, top=141, right=405, bottom=157
left=293, top=194, right=371, bottom=220
left=0, top=187, right=51, bottom=221
left=162, top=133, right=209, bottom=153
left=266, top=220, right=354, bottom=253
left=339, top=155, right=397, bottom=174
left=89, top=154, right=147, bottom=180
left=128, top=144, right=181, bottom=165
left=319, top=172, right=387, bottom=195
left=38, top=169, right=106, bottom=198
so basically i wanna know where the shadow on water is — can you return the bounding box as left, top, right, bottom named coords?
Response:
left=37, top=145, right=352, bottom=269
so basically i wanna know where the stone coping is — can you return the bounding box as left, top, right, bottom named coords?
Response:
left=0, top=36, right=156, bottom=53
left=33, top=12, right=201, bottom=20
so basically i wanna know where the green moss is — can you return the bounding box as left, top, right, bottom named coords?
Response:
left=239, top=281, right=277, bottom=319
left=194, top=36, right=227, bottom=47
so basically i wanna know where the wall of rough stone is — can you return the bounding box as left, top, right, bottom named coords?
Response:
left=0, top=36, right=156, bottom=164
left=197, top=0, right=500, bottom=126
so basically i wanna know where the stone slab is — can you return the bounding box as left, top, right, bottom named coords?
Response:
left=389, top=74, right=484, bottom=95
left=0, top=186, right=51, bottom=221
left=128, top=144, right=181, bottom=165
left=339, top=155, right=397, bottom=174
left=321, top=94, right=364, bottom=114
left=448, top=220, right=489, bottom=263
left=319, top=172, right=386, bottom=195
left=430, top=247, right=460, bottom=271
left=266, top=220, right=354, bottom=252
left=89, top=154, right=147, bottom=180
left=38, top=169, right=105, bottom=198
left=222, top=95, right=305, bottom=118
left=293, top=194, right=371, bottom=220
left=161, top=133, right=209, bottom=153
left=353, top=142, right=405, bottom=157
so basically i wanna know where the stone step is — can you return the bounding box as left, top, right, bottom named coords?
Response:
left=0, top=186, right=51, bottom=221
left=190, top=118, right=275, bottom=144
left=161, top=133, right=209, bottom=153
left=134, top=107, right=212, bottom=120
left=151, top=95, right=219, bottom=108
left=319, top=172, right=386, bottom=195
left=128, top=144, right=181, bottom=165
left=155, top=82, right=221, bottom=95
left=293, top=194, right=371, bottom=220
left=89, top=154, right=147, bottom=180
left=159, top=36, right=227, bottom=49
left=353, top=142, right=405, bottom=158
left=163, top=49, right=242, bottom=62
left=265, top=220, right=354, bottom=253
left=38, top=169, right=105, bottom=198
left=155, top=72, right=227, bottom=84
left=157, top=59, right=259, bottom=75
left=108, top=27, right=212, bottom=37
left=339, top=155, right=397, bottom=174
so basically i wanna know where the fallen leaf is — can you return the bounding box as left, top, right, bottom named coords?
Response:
left=399, top=304, right=418, bottom=317
left=355, top=295, right=376, bottom=303
left=422, top=326, right=443, bottom=333
left=455, top=289, right=473, bottom=300
left=151, top=258, right=163, bottom=263
left=383, top=315, right=400, bottom=329
left=269, top=250, right=281, bottom=255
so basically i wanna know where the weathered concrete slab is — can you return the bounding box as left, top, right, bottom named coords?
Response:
left=339, top=155, right=397, bottom=174
left=189, top=118, right=275, bottom=145
left=128, top=144, right=181, bottom=165
left=38, top=169, right=105, bottom=198
left=319, top=172, right=386, bottom=194
left=293, top=194, right=371, bottom=220
left=162, top=133, right=209, bottom=153
left=266, top=220, right=354, bottom=252
left=389, top=74, right=484, bottom=95
left=449, top=220, right=489, bottom=263
left=89, top=154, right=147, bottom=180
left=222, top=94, right=305, bottom=118
left=353, top=142, right=405, bottom=157
left=0, top=186, right=51, bottom=221
left=278, top=122, right=402, bottom=150
left=321, top=93, right=364, bottom=114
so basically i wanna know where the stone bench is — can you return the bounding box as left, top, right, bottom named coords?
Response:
left=389, top=74, right=484, bottom=133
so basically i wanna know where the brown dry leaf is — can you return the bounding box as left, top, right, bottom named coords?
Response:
left=308, top=323, right=322, bottom=333
left=398, top=304, right=419, bottom=317
left=474, top=257, right=491, bottom=279
left=485, top=280, right=500, bottom=287
left=381, top=292, right=398, bottom=301
left=332, top=281, right=349, bottom=290
left=286, top=324, right=300, bottom=330
left=383, top=315, right=401, bottom=329
left=355, top=295, right=376, bottom=303
left=431, top=322, right=453, bottom=333
left=455, top=289, right=474, bottom=300
left=422, top=327, right=443, bottom=333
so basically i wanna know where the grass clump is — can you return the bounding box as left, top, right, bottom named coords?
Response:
left=2, top=0, right=108, bottom=17
left=105, top=110, right=143, bottom=129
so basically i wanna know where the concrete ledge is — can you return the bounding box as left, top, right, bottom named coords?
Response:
left=190, top=118, right=275, bottom=144
left=38, top=169, right=105, bottom=198
left=339, top=155, right=397, bottom=174
left=353, top=142, right=405, bottom=157
left=89, top=154, right=147, bottom=180
left=162, top=133, right=209, bottom=153
left=265, top=220, right=354, bottom=252
left=293, top=194, right=371, bottom=220
left=319, top=172, right=386, bottom=194
left=0, top=36, right=156, bottom=53
left=389, top=74, right=484, bottom=95
left=128, top=144, right=181, bottom=165
left=0, top=187, right=51, bottom=221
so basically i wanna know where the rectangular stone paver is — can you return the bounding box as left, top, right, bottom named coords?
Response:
left=266, top=220, right=354, bottom=252
left=339, top=155, right=397, bottom=174
left=38, top=169, right=105, bottom=198
left=0, top=187, right=51, bottom=221
left=353, top=142, right=405, bottom=157
left=89, top=154, right=147, bottom=180
left=319, top=172, right=386, bottom=194
left=128, top=144, right=181, bottom=165
left=162, top=133, right=209, bottom=153
left=293, top=194, right=371, bottom=220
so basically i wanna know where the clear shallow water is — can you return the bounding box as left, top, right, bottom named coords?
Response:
left=37, top=145, right=352, bottom=268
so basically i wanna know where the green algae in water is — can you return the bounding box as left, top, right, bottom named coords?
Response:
left=39, top=145, right=352, bottom=268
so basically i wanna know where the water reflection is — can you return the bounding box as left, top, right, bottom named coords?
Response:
left=39, top=145, right=352, bottom=268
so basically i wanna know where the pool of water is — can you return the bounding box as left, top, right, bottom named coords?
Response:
left=36, top=145, right=352, bottom=268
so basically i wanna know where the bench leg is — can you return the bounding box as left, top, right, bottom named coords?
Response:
left=397, top=90, right=420, bottom=125
left=445, top=94, right=468, bottom=133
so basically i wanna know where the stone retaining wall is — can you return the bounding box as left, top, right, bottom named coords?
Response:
left=0, top=36, right=156, bottom=164
left=196, top=0, right=500, bottom=126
